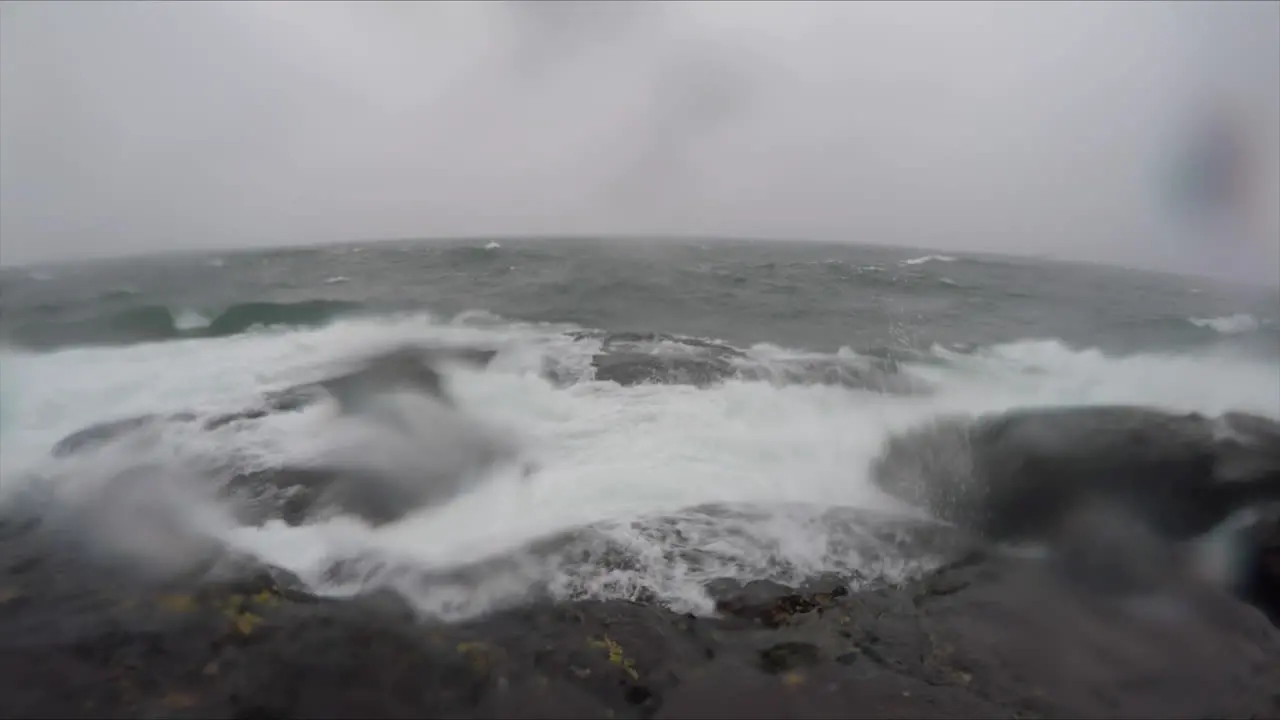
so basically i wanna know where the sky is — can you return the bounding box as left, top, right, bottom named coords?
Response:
left=1, top=1, right=1278, bottom=284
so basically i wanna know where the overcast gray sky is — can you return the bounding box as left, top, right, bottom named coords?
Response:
left=1, top=1, right=1277, bottom=283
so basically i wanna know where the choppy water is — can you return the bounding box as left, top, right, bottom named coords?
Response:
left=1, top=238, right=1277, bottom=620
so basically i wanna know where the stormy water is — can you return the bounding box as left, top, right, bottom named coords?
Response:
left=1, top=237, right=1278, bottom=621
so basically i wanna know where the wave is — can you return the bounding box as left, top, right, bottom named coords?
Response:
left=2, top=309, right=1277, bottom=622
left=1189, top=313, right=1264, bottom=335
left=2, top=299, right=364, bottom=350
left=901, top=254, right=957, bottom=266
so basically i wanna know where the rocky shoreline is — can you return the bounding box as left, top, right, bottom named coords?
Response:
left=10, top=345, right=1280, bottom=718
left=2, top=510, right=1278, bottom=720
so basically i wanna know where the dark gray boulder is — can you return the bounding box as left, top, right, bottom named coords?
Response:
left=870, top=405, right=1280, bottom=544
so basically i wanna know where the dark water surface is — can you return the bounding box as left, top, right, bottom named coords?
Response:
left=2, top=237, right=1276, bottom=357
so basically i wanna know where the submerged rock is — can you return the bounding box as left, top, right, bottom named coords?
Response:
left=592, top=351, right=735, bottom=388
left=292, top=343, right=500, bottom=414
left=221, top=463, right=506, bottom=528
left=47, top=342, right=504, bottom=459
left=573, top=329, right=930, bottom=394
left=50, top=413, right=193, bottom=457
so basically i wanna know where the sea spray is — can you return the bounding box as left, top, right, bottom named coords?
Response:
left=3, top=307, right=1277, bottom=619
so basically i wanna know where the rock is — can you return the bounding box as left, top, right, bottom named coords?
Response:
left=3, top=501, right=1280, bottom=719
left=871, top=405, right=1280, bottom=544
left=48, top=342, right=502, bottom=459
left=593, top=352, right=734, bottom=388
left=709, top=577, right=851, bottom=629
left=901, top=555, right=1280, bottom=719
left=574, top=329, right=930, bottom=394
left=734, top=357, right=931, bottom=396
left=581, top=330, right=742, bottom=388
left=1243, top=516, right=1280, bottom=626
left=653, top=662, right=1009, bottom=719
left=1046, top=496, right=1194, bottom=598
left=291, top=342, right=501, bottom=413
left=568, top=330, right=745, bottom=359
left=50, top=414, right=180, bottom=457
left=221, top=466, right=402, bottom=527
left=759, top=642, right=823, bottom=673
left=222, top=462, right=494, bottom=528
left=49, top=406, right=304, bottom=459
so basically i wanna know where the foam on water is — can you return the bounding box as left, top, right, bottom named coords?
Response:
left=902, top=254, right=958, bottom=266
left=1189, top=313, right=1264, bottom=335
left=174, top=309, right=212, bottom=332
left=1, top=310, right=1278, bottom=620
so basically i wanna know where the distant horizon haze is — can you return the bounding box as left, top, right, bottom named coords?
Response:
left=2, top=1, right=1277, bottom=287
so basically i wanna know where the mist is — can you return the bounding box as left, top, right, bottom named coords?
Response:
left=1, top=1, right=1277, bottom=285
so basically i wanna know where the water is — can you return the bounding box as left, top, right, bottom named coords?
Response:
left=1, top=237, right=1277, bottom=620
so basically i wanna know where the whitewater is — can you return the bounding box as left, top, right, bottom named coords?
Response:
left=3, top=299, right=1277, bottom=621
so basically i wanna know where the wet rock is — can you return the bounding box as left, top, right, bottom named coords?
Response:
left=568, top=330, right=745, bottom=359
left=734, top=357, right=931, bottom=396
left=221, top=465, right=461, bottom=528
left=653, top=662, right=1009, bottom=719
left=48, top=342, right=501, bottom=459
left=574, top=329, right=931, bottom=394
left=871, top=405, right=1280, bottom=544
left=759, top=642, right=822, bottom=673
left=251, top=343, right=500, bottom=417
left=709, top=577, right=850, bottom=628
left=592, top=352, right=734, bottom=388
left=904, top=556, right=1280, bottom=719
left=3, top=504, right=1280, bottom=719
left=51, top=414, right=175, bottom=457
left=49, top=405, right=304, bottom=458
left=1243, top=516, right=1280, bottom=626
left=201, top=391, right=319, bottom=430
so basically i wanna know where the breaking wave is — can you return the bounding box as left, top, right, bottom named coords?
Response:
left=3, top=307, right=1277, bottom=621
left=1189, top=313, right=1265, bottom=335
left=901, top=254, right=958, bottom=266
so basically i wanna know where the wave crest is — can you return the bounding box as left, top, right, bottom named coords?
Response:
left=3, top=299, right=363, bottom=349
left=1188, top=314, right=1264, bottom=335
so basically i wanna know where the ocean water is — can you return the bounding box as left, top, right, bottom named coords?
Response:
left=1, top=238, right=1277, bottom=621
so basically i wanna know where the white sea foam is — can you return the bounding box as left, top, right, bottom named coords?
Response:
left=1188, top=313, right=1263, bottom=335
left=902, top=254, right=957, bottom=266
left=173, top=308, right=212, bottom=331
left=1, top=311, right=1277, bottom=620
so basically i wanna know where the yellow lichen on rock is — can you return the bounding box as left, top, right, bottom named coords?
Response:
left=213, top=591, right=272, bottom=635
left=250, top=589, right=280, bottom=607
left=590, top=635, right=640, bottom=680
left=231, top=611, right=262, bottom=635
